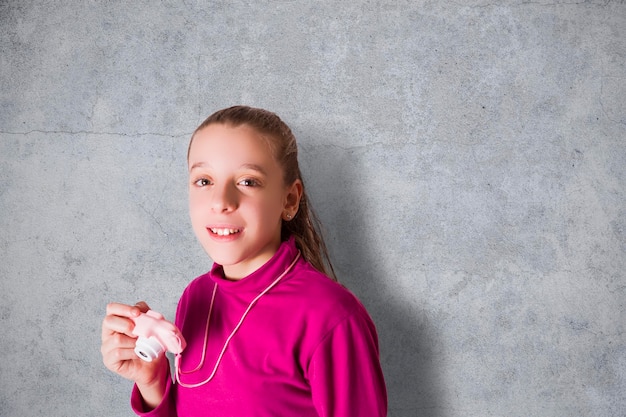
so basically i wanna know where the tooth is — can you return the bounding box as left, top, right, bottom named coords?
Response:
left=210, top=228, right=239, bottom=236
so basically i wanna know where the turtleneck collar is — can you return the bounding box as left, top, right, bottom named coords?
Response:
left=207, top=236, right=299, bottom=294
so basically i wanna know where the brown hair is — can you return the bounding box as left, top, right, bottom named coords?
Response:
left=189, top=105, right=337, bottom=280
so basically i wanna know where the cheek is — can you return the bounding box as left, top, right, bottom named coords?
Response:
left=188, top=194, right=205, bottom=222
left=188, top=187, right=207, bottom=206
left=260, top=197, right=287, bottom=222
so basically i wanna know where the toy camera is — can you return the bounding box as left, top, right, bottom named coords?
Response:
left=131, top=310, right=186, bottom=362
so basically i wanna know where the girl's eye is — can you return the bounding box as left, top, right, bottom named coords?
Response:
left=193, top=178, right=211, bottom=187
left=238, top=178, right=259, bottom=187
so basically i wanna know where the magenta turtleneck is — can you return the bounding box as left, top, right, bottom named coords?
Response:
left=131, top=237, right=387, bottom=416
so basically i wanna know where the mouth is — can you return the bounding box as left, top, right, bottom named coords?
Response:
left=208, top=227, right=241, bottom=237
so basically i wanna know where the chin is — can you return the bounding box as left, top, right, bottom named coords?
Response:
left=201, top=244, right=241, bottom=265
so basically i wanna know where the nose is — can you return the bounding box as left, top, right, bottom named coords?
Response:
left=210, top=182, right=238, bottom=213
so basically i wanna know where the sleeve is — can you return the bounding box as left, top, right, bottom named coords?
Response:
left=308, top=309, right=388, bottom=417
left=130, top=285, right=191, bottom=417
left=130, top=370, right=177, bottom=417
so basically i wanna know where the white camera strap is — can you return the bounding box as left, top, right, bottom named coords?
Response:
left=175, top=251, right=301, bottom=388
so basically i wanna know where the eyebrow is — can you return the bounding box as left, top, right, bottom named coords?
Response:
left=240, top=163, right=268, bottom=176
left=189, top=161, right=207, bottom=172
left=189, top=162, right=268, bottom=176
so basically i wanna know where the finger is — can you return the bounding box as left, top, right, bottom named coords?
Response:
left=101, top=331, right=137, bottom=353
left=134, top=301, right=151, bottom=313
left=101, top=314, right=137, bottom=340
left=106, top=302, right=143, bottom=318
left=102, top=345, right=140, bottom=372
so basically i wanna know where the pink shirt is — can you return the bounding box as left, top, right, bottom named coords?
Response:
left=132, top=237, right=387, bottom=416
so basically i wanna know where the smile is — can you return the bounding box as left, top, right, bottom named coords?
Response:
left=209, top=228, right=241, bottom=236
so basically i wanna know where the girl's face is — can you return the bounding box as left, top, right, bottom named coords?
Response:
left=188, top=123, right=301, bottom=280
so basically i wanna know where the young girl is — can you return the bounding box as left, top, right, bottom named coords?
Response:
left=101, top=106, right=388, bottom=416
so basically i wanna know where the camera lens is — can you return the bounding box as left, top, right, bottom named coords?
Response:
left=134, top=336, right=164, bottom=362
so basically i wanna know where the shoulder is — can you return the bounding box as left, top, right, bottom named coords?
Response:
left=280, top=261, right=382, bottom=373
left=279, top=259, right=372, bottom=326
left=175, top=272, right=213, bottom=323
left=180, top=271, right=213, bottom=298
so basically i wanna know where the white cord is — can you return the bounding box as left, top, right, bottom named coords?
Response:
left=176, top=252, right=301, bottom=388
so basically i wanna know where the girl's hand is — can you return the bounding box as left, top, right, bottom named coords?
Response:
left=100, top=302, right=168, bottom=387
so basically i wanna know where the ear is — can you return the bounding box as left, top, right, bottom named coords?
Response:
left=282, top=179, right=303, bottom=221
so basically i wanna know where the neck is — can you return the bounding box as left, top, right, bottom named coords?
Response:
left=221, top=253, right=274, bottom=281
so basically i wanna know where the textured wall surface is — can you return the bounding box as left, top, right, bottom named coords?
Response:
left=1, top=1, right=625, bottom=416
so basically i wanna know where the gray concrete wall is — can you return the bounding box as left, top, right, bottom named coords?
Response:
left=1, top=1, right=624, bottom=416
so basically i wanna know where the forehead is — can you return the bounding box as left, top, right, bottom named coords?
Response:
left=188, top=124, right=277, bottom=170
